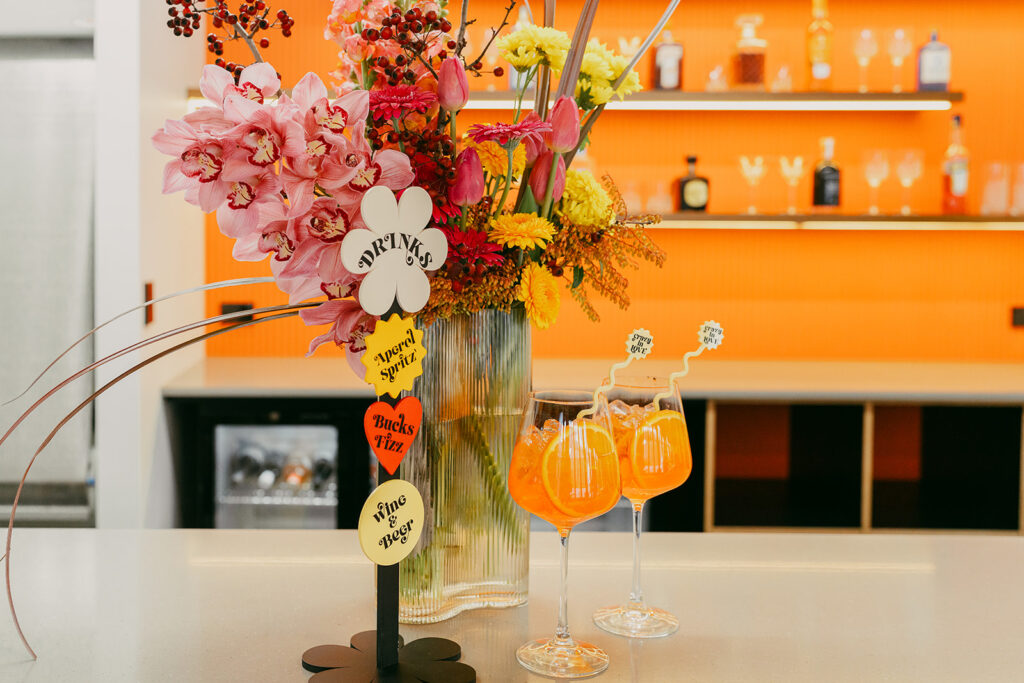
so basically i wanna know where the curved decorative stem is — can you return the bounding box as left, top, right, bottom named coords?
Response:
left=3, top=310, right=303, bottom=660
left=3, top=277, right=275, bottom=406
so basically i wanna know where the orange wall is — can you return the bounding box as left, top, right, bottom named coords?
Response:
left=203, top=0, right=1024, bottom=362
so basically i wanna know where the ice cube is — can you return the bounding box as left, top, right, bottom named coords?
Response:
left=542, top=418, right=562, bottom=434
left=608, top=399, right=631, bottom=417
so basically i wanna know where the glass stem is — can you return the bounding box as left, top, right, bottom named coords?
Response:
left=628, top=502, right=646, bottom=610
left=556, top=531, right=572, bottom=642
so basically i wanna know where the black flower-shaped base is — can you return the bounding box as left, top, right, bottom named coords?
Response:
left=302, top=630, right=476, bottom=682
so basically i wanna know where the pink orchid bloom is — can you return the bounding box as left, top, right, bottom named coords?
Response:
left=530, top=149, right=567, bottom=203
left=199, top=62, right=280, bottom=107
left=221, top=96, right=305, bottom=171
left=438, top=57, right=469, bottom=113
left=273, top=198, right=364, bottom=303
left=333, top=122, right=415, bottom=204
left=449, top=148, right=485, bottom=207
left=280, top=115, right=359, bottom=217
left=291, top=71, right=369, bottom=134
left=215, top=167, right=285, bottom=240
left=544, top=96, right=581, bottom=154
left=300, top=298, right=376, bottom=374
left=152, top=118, right=234, bottom=213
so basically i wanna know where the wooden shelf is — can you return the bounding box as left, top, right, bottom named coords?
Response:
left=464, top=90, right=964, bottom=112
left=655, top=213, right=1024, bottom=230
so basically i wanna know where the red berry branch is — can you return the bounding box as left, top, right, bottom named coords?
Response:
left=164, top=0, right=293, bottom=80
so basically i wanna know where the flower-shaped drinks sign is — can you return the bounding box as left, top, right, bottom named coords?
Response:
left=341, top=186, right=448, bottom=316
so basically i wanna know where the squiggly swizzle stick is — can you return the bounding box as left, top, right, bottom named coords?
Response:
left=579, top=329, right=654, bottom=419
left=653, top=321, right=724, bottom=409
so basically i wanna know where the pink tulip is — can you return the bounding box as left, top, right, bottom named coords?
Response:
left=521, top=112, right=545, bottom=166
left=544, top=96, right=580, bottom=154
left=438, top=57, right=470, bottom=113
left=530, top=150, right=566, bottom=203
left=449, top=148, right=485, bottom=206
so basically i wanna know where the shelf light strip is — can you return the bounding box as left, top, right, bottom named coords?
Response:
left=187, top=97, right=953, bottom=114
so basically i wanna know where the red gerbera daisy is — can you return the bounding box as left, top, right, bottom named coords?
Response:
left=369, top=85, right=438, bottom=121
left=466, top=119, right=552, bottom=149
left=443, top=227, right=505, bottom=268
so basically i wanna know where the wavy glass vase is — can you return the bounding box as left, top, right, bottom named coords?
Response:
left=398, top=308, right=531, bottom=623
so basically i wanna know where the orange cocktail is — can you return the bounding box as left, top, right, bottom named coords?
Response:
left=593, top=378, right=692, bottom=639
left=609, top=404, right=692, bottom=504
left=509, top=417, right=621, bottom=534
left=509, top=391, right=620, bottom=679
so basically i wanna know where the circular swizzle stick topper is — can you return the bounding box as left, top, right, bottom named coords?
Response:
left=358, top=479, right=425, bottom=566
left=339, top=185, right=448, bottom=316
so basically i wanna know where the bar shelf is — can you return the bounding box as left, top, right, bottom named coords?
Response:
left=656, top=214, right=1024, bottom=230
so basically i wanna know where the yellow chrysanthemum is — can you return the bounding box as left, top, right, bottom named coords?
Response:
left=517, top=262, right=561, bottom=329
left=575, top=39, right=641, bottom=108
left=488, top=213, right=556, bottom=250
left=556, top=170, right=614, bottom=227
left=495, top=25, right=571, bottom=72
left=467, top=139, right=526, bottom=179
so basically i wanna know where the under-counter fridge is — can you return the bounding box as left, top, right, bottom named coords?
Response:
left=168, top=397, right=373, bottom=529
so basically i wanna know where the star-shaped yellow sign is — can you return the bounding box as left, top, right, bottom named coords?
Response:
left=361, top=314, right=427, bottom=398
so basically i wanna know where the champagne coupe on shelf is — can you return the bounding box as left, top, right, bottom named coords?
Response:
left=779, top=156, right=806, bottom=215
left=887, top=29, right=912, bottom=92
left=508, top=391, right=621, bottom=678
left=863, top=150, right=890, bottom=215
left=895, top=150, right=923, bottom=215
left=593, top=377, right=692, bottom=638
left=739, top=155, right=766, bottom=214
left=853, top=29, right=878, bottom=93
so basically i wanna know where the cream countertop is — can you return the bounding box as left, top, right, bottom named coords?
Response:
left=1, top=530, right=1024, bottom=681
left=163, top=357, right=1024, bottom=403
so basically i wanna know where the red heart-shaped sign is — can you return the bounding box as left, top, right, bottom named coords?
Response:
left=364, top=396, right=423, bottom=475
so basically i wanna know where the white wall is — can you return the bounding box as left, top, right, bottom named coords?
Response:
left=94, top=0, right=205, bottom=527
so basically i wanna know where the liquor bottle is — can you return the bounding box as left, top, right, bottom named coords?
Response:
left=256, top=453, right=283, bottom=490
left=733, top=15, right=767, bottom=89
left=813, top=136, right=841, bottom=208
left=917, top=31, right=951, bottom=92
left=942, top=114, right=969, bottom=214
left=652, top=31, right=684, bottom=90
left=312, top=456, right=335, bottom=491
left=806, top=0, right=833, bottom=91
left=677, top=155, right=709, bottom=211
left=282, top=450, right=313, bottom=488
left=229, top=443, right=266, bottom=485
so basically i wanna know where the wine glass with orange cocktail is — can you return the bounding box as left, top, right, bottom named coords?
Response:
left=508, top=391, right=621, bottom=678
left=593, top=376, right=692, bottom=638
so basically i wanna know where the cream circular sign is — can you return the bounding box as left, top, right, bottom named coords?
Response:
left=358, top=479, right=425, bottom=566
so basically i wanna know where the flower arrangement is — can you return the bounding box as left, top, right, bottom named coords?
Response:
left=153, top=0, right=678, bottom=373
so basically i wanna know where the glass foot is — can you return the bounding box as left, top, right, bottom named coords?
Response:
left=593, top=605, right=679, bottom=639
left=515, top=636, right=609, bottom=679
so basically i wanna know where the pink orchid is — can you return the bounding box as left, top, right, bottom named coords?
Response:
left=333, top=122, right=415, bottom=204
left=215, top=167, right=285, bottom=239
left=280, top=114, right=359, bottom=217
left=291, top=71, right=369, bottom=134
left=273, top=198, right=363, bottom=303
left=152, top=118, right=234, bottom=212
left=221, top=97, right=305, bottom=170
left=199, top=62, right=280, bottom=107
left=300, top=298, right=376, bottom=374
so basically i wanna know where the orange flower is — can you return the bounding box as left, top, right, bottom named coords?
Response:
left=517, top=262, right=561, bottom=329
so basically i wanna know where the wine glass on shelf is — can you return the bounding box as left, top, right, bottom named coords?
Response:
left=508, top=391, right=621, bottom=678
left=895, top=150, right=923, bottom=216
left=593, top=377, right=692, bottom=638
left=981, top=162, right=1011, bottom=216
left=863, top=150, right=890, bottom=215
left=739, top=155, right=766, bottom=215
left=779, top=156, right=806, bottom=215
left=887, top=29, right=912, bottom=93
left=853, top=29, right=878, bottom=93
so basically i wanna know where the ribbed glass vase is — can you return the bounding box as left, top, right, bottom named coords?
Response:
left=398, top=308, right=531, bottom=623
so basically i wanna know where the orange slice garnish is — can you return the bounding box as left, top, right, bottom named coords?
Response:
left=541, top=420, right=617, bottom=519
left=629, top=410, right=693, bottom=490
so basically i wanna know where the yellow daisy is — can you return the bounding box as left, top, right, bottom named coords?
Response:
left=488, top=213, right=556, bottom=250
left=517, top=262, right=561, bottom=329
left=556, top=170, right=614, bottom=227
left=467, top=138, right=526, bottom=179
